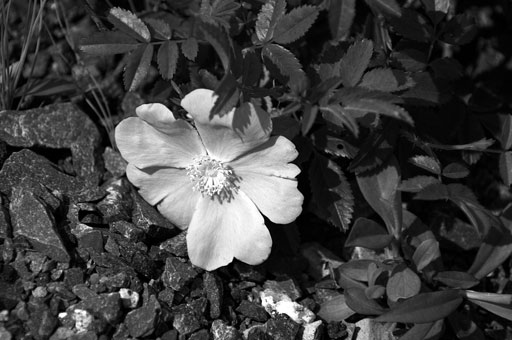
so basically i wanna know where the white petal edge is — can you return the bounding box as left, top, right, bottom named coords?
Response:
left=186, top=191, right=272, bottom=270
left=126, top=164, right=200, bottom=228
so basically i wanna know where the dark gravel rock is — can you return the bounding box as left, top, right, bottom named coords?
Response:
left=0, top=149, right=102, bottom=201
left=0, top=280, right=22, bottom=310
left=96, top=179, right=132, bottom=223
left=80, top=292, right=123, bottom=325
left=236, top=300, right=269, bottom=322
left=26, top=302, right=59, bottom=340
left=0, top=138, right=8, bottom=168
left=172, top=300, right=206, bottom=336
left=110, top=220, right=145, bottom=242
left=10, top=187, right=70, bottom=263
left=266, top=314, right=300, bottom=340
left=211, top=319, right=242, bottom=340
left=204, top=272, right=223, bottom=319
left=125, top=294, right=160, bottom=338
left=263, top=279, right=302, bottom=301
left=326, top=322, right=348, bottom=339
left=102, top=147, right=127, bottom=178
left=77, top=230, right=104, bottom=254
left=131, top=191, right=177, bottom=238
left=0, top=195, right=11, bottom=239
left=160, top=232, right=188, bottom=257
left=0, top=103, right=101, bottom=184
left=162, top=257, right=198, bottom=291
left=189, top=329, right=210, bottom=340
left=64, top=268, right=85, bottom=288
left=246, top=326, right=273, bottom=340
left=160, top=329, right=178, bottom=340
left=105, top=233, right=157, bottom=278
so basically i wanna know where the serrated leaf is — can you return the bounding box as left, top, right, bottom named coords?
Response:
left=345, top=287, right=386, bottom=315
left=80, top=31, right=139, bottom=55
left=181, top=37, right=198, bottom=61
left=442, top=162, right=470, bottom=179
left=398, top=176, right=440, bottom=193
left=440, top=13, right=477, bottom=45
left=342, top=93, right=413, bottom=125
left=412, top=238, right=440, bottom=271
left=318, top=294, right=355, bottom=322
left=500, top=152, right=512, bottom=186
left=401, top=71, right=444, bottom=106
left=321, top=104, right=360, bottom=137
left=434, top=271, right=479, bottom=289
left=365, top=0, right=401, bottom=17
left=386, top=264, right=421, bottom=302
left=390, top=41, right=429, bottom=72
left=108, top=7, right=150, bottom=42
left=329, top=0, right=355, bottom=41
left=157, top=41, right=179, bottom=80
left=301, top=103, right=318, bottom=136
left=124, top=43, right=153, bottom=91
left=389, top=9, right=433, bottom=43
left=255, top=0, right=286, bottom=43
left=309, top=153, right=354, bottom=231
left=360, top=68, right=415, bottom=93
left=345, top=218, right=392, bottom=250
left=273, top=5, right=319, bottom=44
left=211, top=72, right=239, bottom=117
left=199, top=22, right=231, bottom=71
left=356, top=156, right=402, bottom=238
left=262, top=43, right=307, bottom=93
left=200, top=0, right=241, bottom=29
left=376, top=290, right=462, bottom=323
left=144, top=18, right=172, bottom=40
left=339, top=39, right=373, bottom=87
left=409, top=155, right=441, bottom=175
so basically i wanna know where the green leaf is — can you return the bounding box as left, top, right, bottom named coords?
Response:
left=500, top=152, right=512, bottom=186
left=398, top=176, right=440, bottom=193
left=442, top=162, right=470, bottom=179
left=440, top=13, right=477, bottom=45
left=200, top=0, right=241, bottom=29
left=360, top=68, right=415, bottom=93
left=211, top=72, right=239, bottom=117
left=409, top=155, right=441, bottom=175
left=255, top=0, right=286, bottom=43
left=390, top=41, right=429, bottom=72
left=412, top=238, right=440, bottom=271
left=389, top=9, right=433, bottom=43
left=144, top=18, right=172, bottom=40
left=386, top=264, right=421, bottom=302
left=366, top=285, right=386, bottom=299
left=318, top=294, right=355, bottom=322
left=343, top=96, right=413, bottom=126
left=338, top=260, right=377, bottom=282
left=375, top=290, right=462, bottom=323
left=123, top=43, right=154, bottom=91
left=199, top=21, right=231, bottom=71
left=356, top=156, right=402, bottom=238
left=157, top=41, right=179, bottom=80
left=262, top=43, right=307, bottom=93
left=400, top=320, right=445, bottom=340
left=181, top=37, right=199, bottom=61
left=434, top=271, right=479, bottom=289
left=80, top=31, right=139, bottom=55
left=18, top=78, right=76, bottom=97
left=320, top=104, right=360, bottom=137
left=301, top=103, right=317, bottom=136
left=469, top=299, right=512, bottom=322
left=345, top=218, right=392, bottom=250
left=339, top=39, right=373, bottom=87
left=345, top=287, right=386, bottom=315
left=108, top=7, right=151, bottom=42
left=309, top=153, right=354, bottom=231
left=401, top=71, right=444, bottom=106
left=273, top=5, right=319, bottom=44
left=328, top=0, right=355, bottom=41
left=365, top=0, right=401, bottom=17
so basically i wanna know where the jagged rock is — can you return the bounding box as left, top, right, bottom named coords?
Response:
left=105, top=233, right=156, bottom=278
left=266, top=314, right=300, bottom=340
left=263, top=279, right=302, bottom=301
left=110, top=220, right=145, bottom=242
left=172, top=304, right=201, bottom=336
left=162, top=257, right=198, bottom=291
left=0, top=194, right=11, bottom=239
left=103, top=147, right=127, bottom=178
left=160, top=232, right=187, bottom=257
left=80, top=292, right=123, bottom=325
left=131, top=191, right=177, bottom=238
left=189, top=329, right=210, bottom=340
left=236, top=300, right=269, bottom=322
left=211, top=320, right=242, bottom=340
left=96, top=179, right=133, bottom=223
left=0, top=103, right=101, bottom=184
left=302, top=320, right=323, bottom=340
left=125, top=295, right=160, bottom=338
left=0, top=149, right=102, bottom=200
left=204, top=272, right=223, bottom=319
left=10, top=186, right=70, bottom=263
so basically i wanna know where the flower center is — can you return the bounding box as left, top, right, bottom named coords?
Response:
left=186, top=155, right=240, bottom=202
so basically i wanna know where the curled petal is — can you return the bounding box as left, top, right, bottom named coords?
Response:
left=181, top=89, right=272, bottom=162
left=230, top=136, right=300, bottom=178
left=126, top=164, right=200, bottom=228
left=238, top=171, right=303, bottom=224
left=115, top=116, right=205, bottom=169
left=187, top=192, right=272, bottom=270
